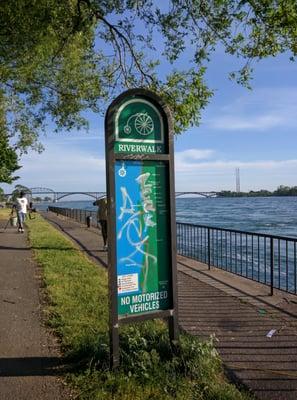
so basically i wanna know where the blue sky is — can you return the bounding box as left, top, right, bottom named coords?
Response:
left=3, top=49, right=297, bottom=195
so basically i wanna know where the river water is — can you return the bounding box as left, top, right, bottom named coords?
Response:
left=36, top=196, right=297, bottom=292
left=36, top=196, right=297, bottom=238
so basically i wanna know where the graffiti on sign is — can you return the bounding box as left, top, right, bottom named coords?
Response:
left=115, top=160, right=172, bottom=315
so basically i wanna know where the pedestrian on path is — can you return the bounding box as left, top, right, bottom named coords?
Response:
left=13, top=191, right=28, bottom=233
left=93, top=197, right=108, bottom=250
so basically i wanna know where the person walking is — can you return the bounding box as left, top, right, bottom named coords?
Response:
left=14, top=191, right=28, bottom=233
left=93, top=197, right=108, bottom=250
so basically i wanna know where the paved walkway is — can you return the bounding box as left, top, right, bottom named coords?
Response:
left=42, top=211, right=297, bottom=400
left=178, top=261, right=297, bottom=400
left=0, top=219, right=70, bottom=400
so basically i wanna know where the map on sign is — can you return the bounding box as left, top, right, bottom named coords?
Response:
left=115, top=160, right=172, bottom=315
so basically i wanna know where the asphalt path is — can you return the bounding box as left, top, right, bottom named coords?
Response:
left=0, top=220, right=70, bottom=400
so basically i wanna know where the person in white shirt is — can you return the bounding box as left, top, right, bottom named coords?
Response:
left=14, top=191, right=28, bottom=233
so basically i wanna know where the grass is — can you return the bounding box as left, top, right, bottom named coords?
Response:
left=0, top=208, right=10, bottom=220
left=26, top=214, right=254, bottom=400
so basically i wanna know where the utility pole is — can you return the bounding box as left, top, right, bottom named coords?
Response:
left=235, top=168, right=240, bottom=193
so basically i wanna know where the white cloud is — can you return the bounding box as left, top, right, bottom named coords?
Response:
left=51, top=135, right=104, bottom=142
left=174, top=148, right=297, bottom=191
left=207, top=87, right=297, bottom=131
left=3, top=142, right=297, bottom=194
left=43, top=131, right=104, bottom=144
left=210, top=114, right=283, bottom=130
left=3, top=142, right=106, bottom=193
left=176, top=158, right=297, bottom=173
left=175, top=148, right=215, bottom=161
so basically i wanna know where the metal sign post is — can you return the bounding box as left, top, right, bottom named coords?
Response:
left=105, top=89, right=178, bottom=368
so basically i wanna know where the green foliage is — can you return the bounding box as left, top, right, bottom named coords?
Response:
left=26, top=214, right=254, bottom=400
left=218, top=185, right=297, bottom=197
left=0, top=187, right=6, bottom=202
left=1, top=1, right=297, bottom=153
left=11, top=184, right=31, bottom=201
left=0, top=134, right=20, bottom=183
left=274, top=185, right=297, bottom=196
left=155, top=69, right=212, bottom=134
left=27, top=215, right=109, bottom=358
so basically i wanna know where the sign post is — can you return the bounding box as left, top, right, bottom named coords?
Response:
left=105, top=89, right=178, bottom=368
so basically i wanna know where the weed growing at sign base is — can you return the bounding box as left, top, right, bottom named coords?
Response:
left=27, top=214, right=254, bottom=400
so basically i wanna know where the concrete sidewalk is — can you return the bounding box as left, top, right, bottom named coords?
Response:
left=178, top=261, right=297, bottom=400
left=42, top=211, right=297, bottom=400
left=0, top=220, right=70, bottom=400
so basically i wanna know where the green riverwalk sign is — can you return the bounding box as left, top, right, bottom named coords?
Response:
left=114, top=98, right=165, bottom=154
left=105, top=89, right=179, bottom=367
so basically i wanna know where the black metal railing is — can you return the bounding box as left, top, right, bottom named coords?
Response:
left=48, top=207, right=297, bottom=296
left=177, top=222, right=297, bottom=295
left=48, top=206, right=98, bottom=227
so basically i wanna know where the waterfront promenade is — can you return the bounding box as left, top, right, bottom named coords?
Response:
left=41, top=211, right=297, bottom=400
left=0, top=211, right=297, bottom=399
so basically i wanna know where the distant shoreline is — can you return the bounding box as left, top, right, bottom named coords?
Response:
left=217, top=193, right=297, bottom=198
left=217, top=187, right=297, bottom=198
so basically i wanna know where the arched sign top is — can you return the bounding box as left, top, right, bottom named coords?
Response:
left=106, top=89, right=172, bottom=155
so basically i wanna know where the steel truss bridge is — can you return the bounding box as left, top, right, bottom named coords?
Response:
left=5, top=187, right=219, bottom=201
left=176, top=191, right=218, bottom=198
left=5, top=187, right=106, bottom=202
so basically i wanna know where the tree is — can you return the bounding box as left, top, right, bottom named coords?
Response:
left=1, top=88, right=21, bottom=182
left=0, top=187, right=6, bottom=202
left=0, top=134, right=21, bottom=183
left=11, top=185, right=31, bottom=201
left=1, top=1, right=297, bottom=154
left=274, top=185, right=297, bottom=196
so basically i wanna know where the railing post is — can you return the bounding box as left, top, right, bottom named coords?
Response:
left=270, top=237, right=274, bottom=296
left=208, top=227, right=211, bottom=270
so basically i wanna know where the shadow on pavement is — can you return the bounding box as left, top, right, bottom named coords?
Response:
left=179, top=260, right=297, bottom=319
left=0, top=357, right=68, bottom=377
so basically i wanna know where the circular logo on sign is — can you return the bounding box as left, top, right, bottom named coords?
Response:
left=118, top=162, right=126, bottom=177
left=124, top=112, right=154, bottom=136
left=116, top=98, right=163, bottom=144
